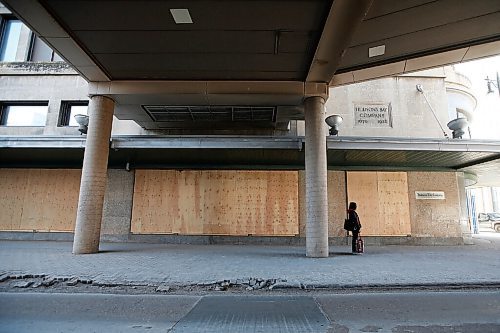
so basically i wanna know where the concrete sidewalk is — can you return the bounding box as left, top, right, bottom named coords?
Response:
left=1, top=233, right=499, bottom=290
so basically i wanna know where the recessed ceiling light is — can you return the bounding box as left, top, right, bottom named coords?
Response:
left=170, top=9, right=193, bottom=24
left=368, top=45, right=385, bottom=58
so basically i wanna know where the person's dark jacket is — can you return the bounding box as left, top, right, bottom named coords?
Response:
left=348, top=209, right=361, bottom=232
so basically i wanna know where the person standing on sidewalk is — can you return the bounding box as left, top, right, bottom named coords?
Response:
left=347, top=202, right=362, bottom=254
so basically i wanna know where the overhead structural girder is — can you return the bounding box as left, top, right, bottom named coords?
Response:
left=306, top=0, right=374, bottom=83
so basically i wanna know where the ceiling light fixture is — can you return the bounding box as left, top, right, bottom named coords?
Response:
left=368, top=45, right=385, bottom=58
left=170, top=9, right=193, bottom=24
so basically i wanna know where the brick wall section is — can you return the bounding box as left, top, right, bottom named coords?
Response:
left=407, top=171, right=461, bottom=237
left=298, top=171, right=306, bottom=236
left=101, top=169, right=135, bottom=237
left=456, top=172, right=473, bottom=242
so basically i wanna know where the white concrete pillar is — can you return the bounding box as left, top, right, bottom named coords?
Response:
left=73, top=95, right=114, bottom=254
left=304, top=96, right=329, bottom=258
left=491, top=187, right=499, bottom=213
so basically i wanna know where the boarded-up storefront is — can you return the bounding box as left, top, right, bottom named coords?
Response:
left=131, top=170, right=299, bottom=236
left=346, top=171, right=411, bottom=236
left=0, top=168, right=462, bottom=241
left=0, top=169, right=81, bottom=232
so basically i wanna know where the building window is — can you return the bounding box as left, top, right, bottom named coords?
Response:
left=59, top=101, right=89, bottom=126
left=0, top=18, right=23, bottom=62
left=28, top=35, right=63, bottom=62
left=0, top=102, right=49, bottom=126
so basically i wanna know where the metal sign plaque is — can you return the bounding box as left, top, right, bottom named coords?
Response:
left=354, top=103, right=392, bottom=127
left=415, top=191, right=446, bottom=200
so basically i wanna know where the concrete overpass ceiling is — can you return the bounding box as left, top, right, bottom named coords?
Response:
left=3, top=1, right=500, bottom=128
left=4, top=0, right=499, bottom=83
left=349, top=0, right=500, bottom=62
left=37, top=0, right=332, bottom=81
left=333, top=0, right=500, bottom=84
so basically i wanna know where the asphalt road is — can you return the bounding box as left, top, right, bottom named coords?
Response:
left=1, top=290, right=499, bottom=332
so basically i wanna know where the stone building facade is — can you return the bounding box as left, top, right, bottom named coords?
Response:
left=0, top=8, right=479, bottom=246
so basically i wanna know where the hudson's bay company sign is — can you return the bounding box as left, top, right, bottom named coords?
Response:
left=354, top=103, right=392, bottom=127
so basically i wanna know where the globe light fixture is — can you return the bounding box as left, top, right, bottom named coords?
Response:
left=325, top=114, right=343, bottom=136
left=74, top=114, right=89, bottom=135
left=447, top=117, right=469, bottom=139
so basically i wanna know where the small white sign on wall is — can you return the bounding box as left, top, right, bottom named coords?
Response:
left=415, top=191, right=445, bottom=200
left=354, top=103, right=392, bottom=128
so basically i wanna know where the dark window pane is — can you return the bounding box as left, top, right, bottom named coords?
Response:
left=59, top=101, right=89, bottom=126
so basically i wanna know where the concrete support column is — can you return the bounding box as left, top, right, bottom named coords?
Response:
left=73, top=95, right=115, bottom=254
left=304, top=96, right=329, bottom=257
left=491, top=187, right=499, bottom=213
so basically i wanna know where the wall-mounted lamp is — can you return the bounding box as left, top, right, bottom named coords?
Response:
left=463, top=172, right=478, bottom=187
left=74, top=114, right=89, bottom=135
left=325, top=114, right=343, bottom=135
left=485, top=72, right=500, bottom=97
left=447, top=117, right=469, bottom=139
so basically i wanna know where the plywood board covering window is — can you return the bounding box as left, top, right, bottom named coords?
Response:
left=0, top=169, right=81, bottom=232
left=347, top=171, right=411, bottom=236
left=131, top=170, right=299, bottom=236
